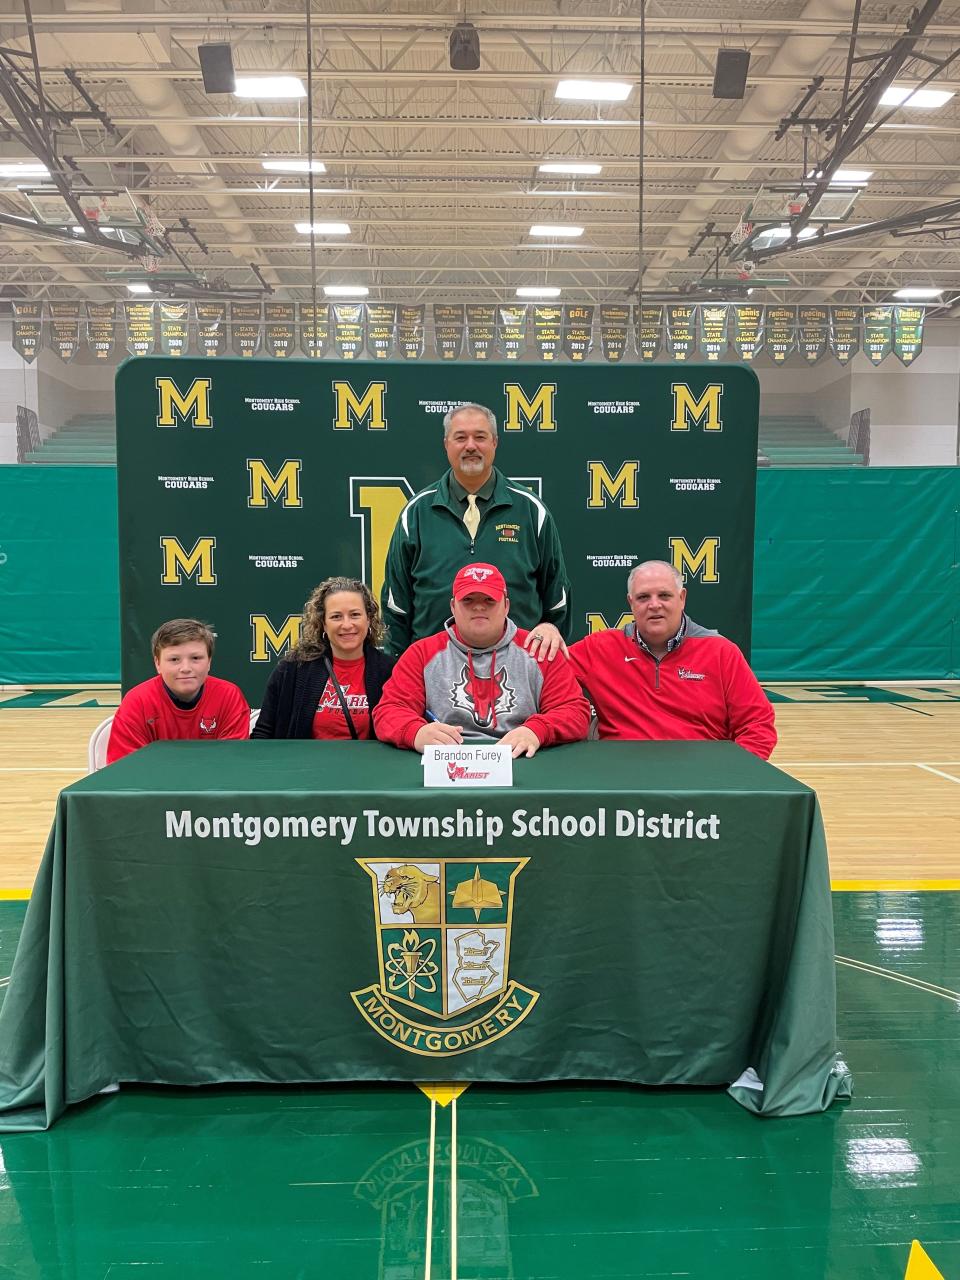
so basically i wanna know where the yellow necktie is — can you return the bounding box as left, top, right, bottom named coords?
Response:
left=463, top=493, right=480, bottom=540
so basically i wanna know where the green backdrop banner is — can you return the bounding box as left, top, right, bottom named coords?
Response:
left=0, top=466, right=119, bottom=684
left=753, top=467, right=960, bottom=681
left=3, top=465, right=957, bottom=686
left=115, top=358, right=760, bottom=702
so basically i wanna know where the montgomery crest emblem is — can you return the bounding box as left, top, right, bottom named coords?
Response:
left=350, top=858, right=538, bottom=1055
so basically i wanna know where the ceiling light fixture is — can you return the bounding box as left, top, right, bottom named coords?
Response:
left=516, top=286, right=561, bottom=298
left=126, top=282, right=153, bottom=294
left=555, top=79, right=631, bottom=102
left=880, top=84, right=954, bottom=109
left=0, top=161, right=49, bottom=178
left=233, top=76, right=306, bottom=100
left=831, top=169, right=873, bottom=184
left=893, top=286, right=942, bottom=299
left=529, top=224, right=584, bottom=238
left=294, top=221, right=351, bottom=235
left=538, top=162, right=603, bottom=175
left=263, top=159, right=326, bottom=174
left=324, top=284, right=369, bottom=297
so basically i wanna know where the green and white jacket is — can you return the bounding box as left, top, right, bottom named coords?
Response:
left=381, top=467, right=571, bottom=655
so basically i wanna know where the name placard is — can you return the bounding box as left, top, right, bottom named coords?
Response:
left=422, top=743, right=513, bottom=788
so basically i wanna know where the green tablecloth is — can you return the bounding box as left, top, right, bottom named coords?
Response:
left=0, top=741, right=852, bottom=1129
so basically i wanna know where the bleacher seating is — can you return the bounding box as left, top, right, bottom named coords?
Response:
left=21, top=412, right=116, bottom=465
left=758, top=414, right=864, bottom=467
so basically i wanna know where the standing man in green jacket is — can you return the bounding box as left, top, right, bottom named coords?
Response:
left=381, top=402, right=571, bottom=658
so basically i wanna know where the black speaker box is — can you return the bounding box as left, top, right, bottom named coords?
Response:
left=199, top=43, right=236, bottom=94
left=449, top=22, right=481, bottom=72
left=713, top=48, right=750, bottom=99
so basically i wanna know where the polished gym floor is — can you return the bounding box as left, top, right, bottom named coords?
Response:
left=0, top=685, right=958, bottom=1279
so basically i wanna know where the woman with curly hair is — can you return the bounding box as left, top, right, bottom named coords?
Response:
left=251, top=577, right=395, bottom=740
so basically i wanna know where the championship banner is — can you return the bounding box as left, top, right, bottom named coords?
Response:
left=433, top=304, right=464, bottom=360
left=366, top=303, right=397, bottom=361
left=333, top=304, right=365, bottom=360
left=159, top=301, right=189, bottom=357
left=698, top=304, right=728, bottom=362
left=264, top=302, right=296, bottom=358
left=230, top=301, right=262, bottom=358
left=496, top=305, right=526, bottom=360
left=532, top=305, right=562, bottom=362
left=397, top=304, right=425, bottom=360
left=636, top=304, right=662, bottom=362
left=86, top=302, right=117, bottom=361
left=562, top=305, right=593, bottom=362
left=666, top=303, right=696, bottom=361
left=766, top=306, right=797, bottom=365
left=732, top=305, right=763, bottom=361
left=798, top=305, right=828, bottom=364
left=893, top=305, right=924, bottom=365
left=47, top=301, right=82, bottom=362
left=123, top=300, right=156, bottom=357
left=116, top=358, right=760, bottom=704
left=11, top=301, right=42, bottom=363
left=863, top=306, right=893, bottom=366
left=599, top=304, right=630, bottom=362
left=299, top=302, right=329, bottom=359
left=829, top=306, right=859, bottom=365
left=196, top=302, right=227, bottom=357
left=465, top=304, right=496, bottom=360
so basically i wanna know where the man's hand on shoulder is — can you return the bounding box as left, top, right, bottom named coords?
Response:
left=413, top=721, right=464, bottom=752
left=522, top=622, right=567, bottom=662
left=500, top=726, right=541, bottom=759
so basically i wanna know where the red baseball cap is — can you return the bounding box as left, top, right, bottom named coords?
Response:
left=452, top=563, right=507, bottom=601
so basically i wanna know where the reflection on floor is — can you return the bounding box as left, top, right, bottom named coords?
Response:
left=0, top=892, right=957, bottom=1279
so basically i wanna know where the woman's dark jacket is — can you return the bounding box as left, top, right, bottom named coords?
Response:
left=250, top=643, right=396, bottom=739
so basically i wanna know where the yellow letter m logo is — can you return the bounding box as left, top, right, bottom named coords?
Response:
left=250, top=614, right=301, bottom=662
left=160, top=536, right=217, bottom=585
left=669, top=536, right=720, bottom=583
left=670, top=382, right=723, bottom=432
left=247, top=459, right=302, bottom=508
left=503, top=382, right=557, bottom=431
left=587, top=460, right=639, bottom=509
left=156, top=377, right=212, bottom=429
left=332, top=380, right=387, bottom=430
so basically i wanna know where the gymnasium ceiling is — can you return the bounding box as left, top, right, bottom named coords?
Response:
left=2, top=0, right=960, bottom=310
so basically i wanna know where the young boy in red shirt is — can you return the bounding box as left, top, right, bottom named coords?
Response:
left=106, top=618, right=250, bottom=763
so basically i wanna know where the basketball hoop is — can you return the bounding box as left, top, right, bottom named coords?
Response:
left=144, top=213, right=165, bottom=238
left=730, top=219, right=752, bottom=246
left=142, top=254, right=161, bottom=274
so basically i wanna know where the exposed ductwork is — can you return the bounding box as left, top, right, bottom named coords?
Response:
left=642, top=0, right=859, bottom=289
left=59, top=0, right=279, bottom=287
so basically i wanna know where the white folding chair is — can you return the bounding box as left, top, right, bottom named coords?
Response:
left=88, top=715, right=115, bottom=773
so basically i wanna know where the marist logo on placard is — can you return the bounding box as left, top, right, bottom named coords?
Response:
left=350, top=858, right=538, bottom=1056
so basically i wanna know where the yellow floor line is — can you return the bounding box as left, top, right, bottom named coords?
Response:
left=3, top=883, right=959, bottom=899
left=831, top=879, right=960, bottom=891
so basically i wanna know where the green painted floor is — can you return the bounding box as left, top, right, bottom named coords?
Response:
left=1, top=893, right=957, bottom=1280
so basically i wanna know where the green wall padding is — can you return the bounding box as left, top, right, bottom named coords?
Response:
left=754, top=468, right=959, bottom=680
left=1, top=466, right=957, bottom=684
left=0, top=467, right=119, bottom=684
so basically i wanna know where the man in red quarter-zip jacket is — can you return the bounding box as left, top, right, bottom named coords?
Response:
left=568, top=561, right=776, bottom=760
left=374, top=563, right=589, bottom=758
